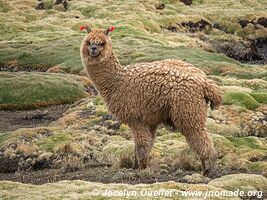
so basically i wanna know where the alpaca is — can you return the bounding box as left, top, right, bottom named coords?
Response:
left=80, top=26, right=223, bottom=176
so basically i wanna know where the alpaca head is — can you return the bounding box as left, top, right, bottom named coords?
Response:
left=80, top=26, right=115, bottom=65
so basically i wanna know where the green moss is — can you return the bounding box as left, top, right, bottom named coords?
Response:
left=93, top=96, right=104, bottom=106
left=0, top=133, right=11, bottom=148
left=248, top=162, right=267, bottom=172
left=209, top=174, right=267, bottom=194
left=226, top=136, right=267, bottom=150
left=36, top=132, right=72, bottom=152
left=250, top=92, right=267, bottom=104
left=0, top=72, right=89, bottom=110
left=223, top=92, right=260, bottom=110
left=119, top=124, right=129, bottom=131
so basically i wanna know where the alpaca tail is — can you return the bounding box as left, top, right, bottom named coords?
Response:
left=204, top=79, right=223, bottom=110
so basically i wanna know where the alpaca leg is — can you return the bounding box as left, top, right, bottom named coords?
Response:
left=132, top=126, right=156, bottom=169
left=184, top=129, right=217, bottom=176
left=170, top=94, right=216, bottom=176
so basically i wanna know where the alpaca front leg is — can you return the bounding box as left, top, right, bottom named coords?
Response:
left=132, top=127, right=155, bottom=169
left=134, top=142, right=151, bottom=169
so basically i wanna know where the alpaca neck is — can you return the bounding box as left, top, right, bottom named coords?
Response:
left=86, top=52, right=123, bottom=102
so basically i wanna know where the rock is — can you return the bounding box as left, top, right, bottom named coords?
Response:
left=35, top=0, right=44, bottom=10
left=8, top=143, right=17, bottom=150
left=242, top=113, right=267, bottom=137
left=101, top=113, right=112, bottom=120
left=26, top=158, right=32, bottom=164
left=155, top=3, right=165, bottom=10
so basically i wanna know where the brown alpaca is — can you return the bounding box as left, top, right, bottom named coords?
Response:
left=80, top=26, right=223, bottom=176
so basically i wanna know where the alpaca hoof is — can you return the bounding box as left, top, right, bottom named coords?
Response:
left=133, top=163, right=139, bottom=170
left=203, top=169, right=210, bottom=177
left=138, top=165, right=147, bottom=170
left=201, top=156, right=216, bottom=177
left=134, top=160, right=147, bottom=170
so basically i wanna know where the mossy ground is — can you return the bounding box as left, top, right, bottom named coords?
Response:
left=0, top=179, right=244, bottom=200
left=223, top=92, right=260, bottom=110
left=0, top=0, right=267, bottom=198
left=0, top=72, right=90, bottom=110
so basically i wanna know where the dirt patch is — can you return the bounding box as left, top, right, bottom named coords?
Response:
left=0, top=61, right=50, bottom=72
left=0, top=104, right=70, bottom=132
left=257, top=17, right=267, bottom=28
left=0, top=165, right=233, bottom=185
left=180, top=0, right=192, bottom=6
left=181, top=19, right=211, bottom=32
left=211, top=39, right=266, bottom=64
left=238, top=17, right=267, bottom=28
left=255, top=38, right=267, bottom=63
left=162, top=19, right=212, bottom=33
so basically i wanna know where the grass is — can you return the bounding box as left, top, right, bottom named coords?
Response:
left=36, top=132, right=72, bottom=152
left=0, top=0, right=266, bottom=74
left=0, top=72, right=89, bottom=110
left=250, top=92, right=267, bottom=104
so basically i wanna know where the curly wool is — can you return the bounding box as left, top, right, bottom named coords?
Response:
left=81, top=29, right=223, bottom=174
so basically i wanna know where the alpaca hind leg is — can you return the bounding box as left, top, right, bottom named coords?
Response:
left=132, top=126, right=156, bottom=169
left=184, top=129, right=217, bottom=176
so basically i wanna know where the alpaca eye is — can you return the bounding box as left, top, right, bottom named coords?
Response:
left=100, top=43, right=105, bottom=46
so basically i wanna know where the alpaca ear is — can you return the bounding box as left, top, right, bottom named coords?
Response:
left=104, top=26, right=115, bottom=35
left=80, top=25, right=91, bottom=33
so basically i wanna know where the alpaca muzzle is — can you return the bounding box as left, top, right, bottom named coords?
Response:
left=89, top=46, right=99, bottom=57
